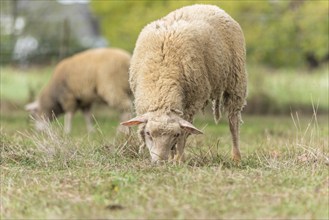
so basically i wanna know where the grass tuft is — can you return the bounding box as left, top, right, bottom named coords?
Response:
left=18, top=118, right=81, bottom=169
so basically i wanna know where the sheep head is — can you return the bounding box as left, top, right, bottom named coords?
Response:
left=25, top=101, right=50, bottom=131
left=121, top=112, right=203, bottom=163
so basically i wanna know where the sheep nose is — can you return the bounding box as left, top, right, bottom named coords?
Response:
left=151, top=157, right=160, bottom=164
left=151, top=156, right=167, bottom=165
left=151, top=153, right=168, bottom=162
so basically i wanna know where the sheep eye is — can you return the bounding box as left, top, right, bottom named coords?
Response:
left=146, top=131, right=153, bottom=141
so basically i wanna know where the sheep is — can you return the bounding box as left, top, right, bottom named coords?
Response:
left=26, top=48, right=132, bottom=133
left=121, top=4, right=247, bottom=163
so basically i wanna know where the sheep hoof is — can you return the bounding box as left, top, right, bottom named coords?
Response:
left=231, top=151, right=241, bottom=164
left=172, top=153, right=184, bottom=165
left=172, top=159, right=182, bottom=166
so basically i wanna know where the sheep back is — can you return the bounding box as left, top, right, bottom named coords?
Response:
left=39, top=48, right=131, bottom=117
left=130, top=4, right=247, bottom=121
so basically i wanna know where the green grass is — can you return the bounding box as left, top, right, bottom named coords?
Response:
left=0, top=66, right=53, bottom=103
left=1, top=66, right=328, bottom=218
left=1, top=108, right=328, bottom=219
left=247, top=65, right=329, bottom=113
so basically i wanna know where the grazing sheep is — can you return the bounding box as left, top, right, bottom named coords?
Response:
left=26, top=48, right=132, bottom=133
left=121, top=4, right=247, bottom=163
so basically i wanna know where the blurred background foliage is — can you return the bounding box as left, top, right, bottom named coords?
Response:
left=1, top=0, right=328, bottom=114
left=91, top=0, right=329, bottom=68
left=0, top=0, right=106, bottom=65
left=1, top=0, right=328, bottom=68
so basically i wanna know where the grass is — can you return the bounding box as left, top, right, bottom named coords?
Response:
left=0, top=66, right=52, bottom=103
left=1, top=107, right=328, bottom=219
left=246, top=65, right=329, bottom=114
left=1, top=65, right=328, bottom=218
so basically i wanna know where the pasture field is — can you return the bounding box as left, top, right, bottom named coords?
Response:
left=1, top=66, right=328, bottom=219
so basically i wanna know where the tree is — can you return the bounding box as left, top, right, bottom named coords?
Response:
left=90, top=0, right=329, bottom=68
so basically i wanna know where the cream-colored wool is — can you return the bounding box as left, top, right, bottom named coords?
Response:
left=122, top=4, right=247, bottom=162
left=26, top=48, right=132, bottom=133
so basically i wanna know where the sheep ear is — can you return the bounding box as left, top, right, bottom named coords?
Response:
left=120, top=114, right=148, bottom=127
left=178, top=119, right=203, bottom=135
left=25, top=101, right=39, bottom=112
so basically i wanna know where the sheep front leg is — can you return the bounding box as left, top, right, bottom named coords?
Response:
left=173, top=133, right=188, bottom=163
left=64, top=112, right=73, bottom=134
left=228, top=112, right=242, bottom=162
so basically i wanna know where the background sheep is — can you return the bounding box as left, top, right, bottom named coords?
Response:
left=121, top=4, right=247, bottom=163
left=26, top=48, right=132, bottom=133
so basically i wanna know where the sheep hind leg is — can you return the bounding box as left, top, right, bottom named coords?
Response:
left=64, top=112, right=73, bottom=134
left=82, top=109, right=95, bottom=133
left=212, top=96, right=222, bottom=124
left=212, top=99, right=219, bottom=124
left=228, top=112, right=242, bottom=162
